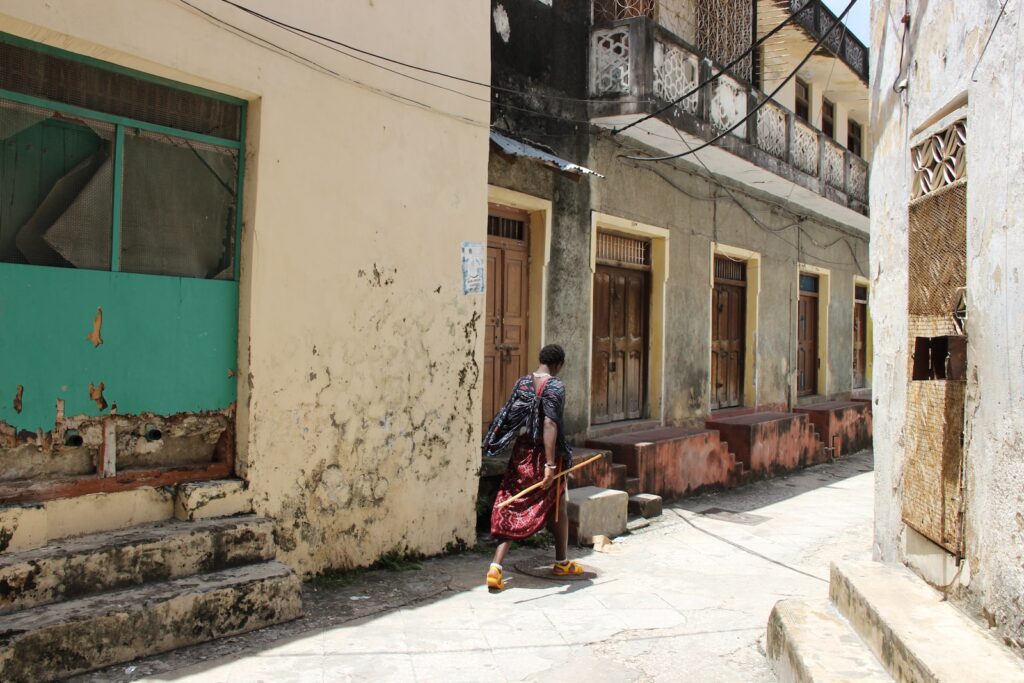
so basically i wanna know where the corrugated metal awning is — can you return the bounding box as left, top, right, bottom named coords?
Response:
left=489, top=130, right=603, bottom=179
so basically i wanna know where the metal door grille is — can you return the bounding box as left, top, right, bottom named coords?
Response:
left=597, top=232, right=651, bottom=268
left=487, top=215, right=526, bottom=241
left=714, top=256, right=745, bottom=283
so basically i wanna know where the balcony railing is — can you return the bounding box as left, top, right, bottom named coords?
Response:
left=590, top=17, right=869, bottom=212
left=789, top=0, right=869, bottom=82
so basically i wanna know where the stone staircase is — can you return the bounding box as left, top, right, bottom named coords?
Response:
left=0, top=481, right=301, bottom=682
left=794, top=400, right=873, bottom=457
left=767, top=560, right=1024, bottom=682
left=587, top=427, right=748, bottom=500
left=705, top=412, right=828, bottom=480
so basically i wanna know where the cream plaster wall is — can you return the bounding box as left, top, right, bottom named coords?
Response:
left=871, top=0, right=1024, bottom=650
left=0, top=0, right=490, bottom=576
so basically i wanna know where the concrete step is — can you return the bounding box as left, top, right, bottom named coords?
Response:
left=767, top=598, right=893, bottom=682
left=705, top=412, right=825, bottom=479
left=566, top=448, right=623, bottom=490
left=0, top=560, right=301, bottom=682
left=0, top=515, right=275, bottom=615
left=566, top=486, right=627, bottom=545
left=794, top=401, right=872, bottom=458
left=831, top=560, right=1024, bottom=683
left=587, top=427, right=739, bottom=499
left=628, top=493, right=662, bottom=519
left=624, top=476, right=641, bottom=496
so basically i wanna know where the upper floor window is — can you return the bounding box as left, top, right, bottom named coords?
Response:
left=0, top=35, right=244, bottom=280
left=848, top=120, right=863, bottom=157
left=822, top=99, right=835, bottom=139
left=795, top=78, right=810, bottom=122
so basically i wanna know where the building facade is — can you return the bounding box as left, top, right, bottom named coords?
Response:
left=0, top=0, right=490, bottom=577
left=871, top=0, right=1024, bottom=651
left=486, top=0, right=872, bottom=476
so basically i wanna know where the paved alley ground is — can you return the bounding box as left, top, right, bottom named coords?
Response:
left=79, top=451, right=874, bottom=683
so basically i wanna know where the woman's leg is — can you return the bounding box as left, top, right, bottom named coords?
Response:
left=553, top=488, right=569, bottom=562
left=491, top=540, right=512, bottom=567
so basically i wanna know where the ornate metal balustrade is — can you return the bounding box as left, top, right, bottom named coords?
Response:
left=589, top=16, right=870, bottom=212
left=789, top=0, right=869, bottom=82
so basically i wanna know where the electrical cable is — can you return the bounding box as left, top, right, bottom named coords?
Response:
left=217, top=0, right=655, bottom=107
left=613, top=0, right=814, bottom=137
left=971, top=0, right=1012, bottom=82
left=892, top=4, right=910, bottom=94
left=622, top=0, right=861, bottom=163
left=179, top=0, right=864, bottom=272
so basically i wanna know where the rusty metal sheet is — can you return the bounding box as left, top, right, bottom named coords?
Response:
left=489, top=130, right=604, bottom=178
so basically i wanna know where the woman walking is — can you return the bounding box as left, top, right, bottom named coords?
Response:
left=481, top=344, right=584, bottom=590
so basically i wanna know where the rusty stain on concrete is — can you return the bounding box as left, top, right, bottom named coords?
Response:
left=12, top=386, right=23, bottom=414
left=86, top=307, right=103, bottom=348
left=88, top=383, right=108, bottom=411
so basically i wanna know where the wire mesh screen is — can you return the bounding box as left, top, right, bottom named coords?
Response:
left=908, top=181, right=967, bottom=319
left=902, top=178, right=968, bottom=555
left=597, top=232, right=651, bottom=267
left=0, top=40, right=241, bottom=140
left=0, top=97, right=113, bottom=270
left=120, top=130, right=237, bottom=279
left=594, top=0, right=656, bottom=23
left=696, top=0, right=753, bottom=82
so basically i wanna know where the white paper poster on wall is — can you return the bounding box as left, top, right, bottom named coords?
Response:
left=461, top=241, right=485, bottom=294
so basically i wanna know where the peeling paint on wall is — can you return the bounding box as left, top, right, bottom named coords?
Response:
left=12, top=386, right=23, bottom=415
left=86, top=307, right=103, bottom=347
left=493, top=5, right=511, bottom=43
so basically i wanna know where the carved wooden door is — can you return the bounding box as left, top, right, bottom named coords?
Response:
left=711, top=257, right=745, bottom=410
left=798, top=276, right=820, bottom=396
left=591, top=265, right=648, bottom=425
left=482, top=208, right=529, bottom=438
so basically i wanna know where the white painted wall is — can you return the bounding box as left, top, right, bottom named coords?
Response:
left=871, top=0, right=1024, bottom=648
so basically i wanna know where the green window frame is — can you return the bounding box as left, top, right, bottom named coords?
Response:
left=0, top=32, right=247, bottom=281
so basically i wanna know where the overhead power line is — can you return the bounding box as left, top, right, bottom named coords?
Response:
left=623, top=0, right=861, bottom=163
left=613, top=0, right=814, bottom=137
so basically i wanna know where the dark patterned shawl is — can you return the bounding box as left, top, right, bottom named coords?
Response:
left=481, top=374, right=573, bottom=468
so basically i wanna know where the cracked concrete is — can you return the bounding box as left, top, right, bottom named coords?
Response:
left=74, top=451, right=874, bottom=683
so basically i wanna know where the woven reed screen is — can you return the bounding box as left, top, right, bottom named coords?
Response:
left=902, top=177, right=967, bottom=554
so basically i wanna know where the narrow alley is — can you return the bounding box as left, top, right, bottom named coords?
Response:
left=78, top=451, right=873, bottom=683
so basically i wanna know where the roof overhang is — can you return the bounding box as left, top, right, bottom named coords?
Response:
left=490, top=130, right=604, bottom=180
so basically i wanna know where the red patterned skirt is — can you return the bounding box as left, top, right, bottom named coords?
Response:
left=491, top=436, right=564, bottom=540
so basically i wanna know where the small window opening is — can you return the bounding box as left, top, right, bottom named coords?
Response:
left=912, top=335, right=967, bottom=381
left=822, top=99, right=835, bottom=139
left=848, top=120, right=863, bottom=157
left=795, top=78, right=810, bottom=122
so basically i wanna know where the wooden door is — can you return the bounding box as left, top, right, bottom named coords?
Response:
left=853, top=286, right=868, bottom=388
left=711, top=257, right=745, bottom=410
left=591, top=265, right=648, bottom=425
left=797, top=274, right=820, bottom=396
left=482, top=208, right=530, bottom=437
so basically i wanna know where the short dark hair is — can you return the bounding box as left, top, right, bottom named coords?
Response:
left=539, top=344, right=565, bottom=367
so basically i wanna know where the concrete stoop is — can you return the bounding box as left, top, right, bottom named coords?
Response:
left=767, top=599, right=892, bottom=682
left=767, top=560, right=1024, bottom=683
left=0, top=513, right=302, bottom=682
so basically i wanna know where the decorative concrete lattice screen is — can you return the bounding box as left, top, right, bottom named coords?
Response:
left=912, top=118, right=967, bottom=200
left=902, top=119, right=968, bottom=555
left=696, top=0, right=753, bottom=83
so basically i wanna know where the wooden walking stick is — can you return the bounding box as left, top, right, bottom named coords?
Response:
left=496, top=453, right=606, bottom=509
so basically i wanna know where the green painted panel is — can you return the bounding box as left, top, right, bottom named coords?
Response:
left=0, top=263, right=238, bottom=432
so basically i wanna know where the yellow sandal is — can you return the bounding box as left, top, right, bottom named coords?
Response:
left=553, top=560, right=585, bottom=577
left=486, top=563, right=508, bottom=591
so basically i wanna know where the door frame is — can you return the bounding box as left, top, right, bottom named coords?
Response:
left=486, top=186, right=552, bottom=374
left=709, top=243, right=761, bottom=409
left=795, top=263, right=831, bottom=401
left=588, top=213, right=669, bottom=427
left=853, top=275, right=872, bottom=389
